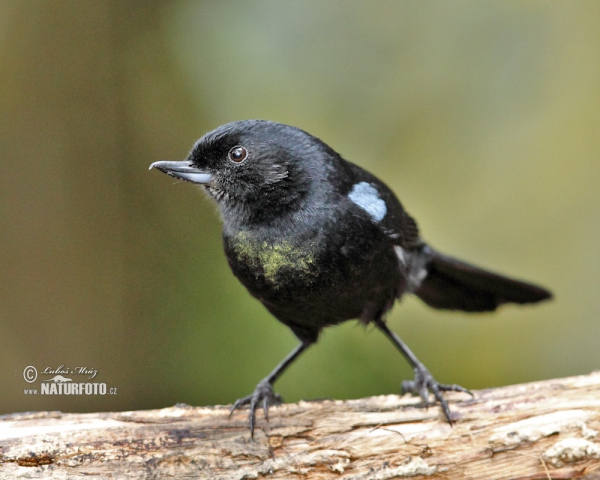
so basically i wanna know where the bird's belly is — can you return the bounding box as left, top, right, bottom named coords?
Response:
left=223, top=228, right=403, bottom=341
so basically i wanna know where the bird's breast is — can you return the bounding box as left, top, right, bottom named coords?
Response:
left=224, top=230, right=319, bottom=292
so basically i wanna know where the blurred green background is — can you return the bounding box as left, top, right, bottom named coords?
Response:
left=1, top=1, right=599, bottom=415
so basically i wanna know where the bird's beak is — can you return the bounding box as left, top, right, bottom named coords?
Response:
left=149, top=160, right=213, bottom=184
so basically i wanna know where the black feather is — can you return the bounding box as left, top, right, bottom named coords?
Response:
left=415, top=248, right=552, bottom=312
left=151, top=120, right=553, bottom=435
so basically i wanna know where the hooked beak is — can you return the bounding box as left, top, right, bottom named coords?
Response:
left=149, top=160, right=213, bottom=185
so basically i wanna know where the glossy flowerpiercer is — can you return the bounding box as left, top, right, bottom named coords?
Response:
left=150, top=120, right=551, bottom=438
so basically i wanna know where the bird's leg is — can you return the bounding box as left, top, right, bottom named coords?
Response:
left=229, top=341, right=310, bottom=439
left=374, top=318, right=472, bottom=423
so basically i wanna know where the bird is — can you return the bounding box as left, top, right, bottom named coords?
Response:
left=150, top=120, right=552, bottom=438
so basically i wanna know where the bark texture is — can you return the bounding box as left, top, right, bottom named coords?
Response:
left=1, top=373, right=600, bottom=479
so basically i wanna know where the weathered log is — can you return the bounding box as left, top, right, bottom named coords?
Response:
left=1, top=372, right=600, bottom=479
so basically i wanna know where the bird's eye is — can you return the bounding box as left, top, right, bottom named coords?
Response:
left=228, top=146, right=248, bottom=163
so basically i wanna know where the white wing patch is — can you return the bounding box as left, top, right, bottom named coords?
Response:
left=348, top=182, right=387, bottom=222
left=395, top=245, right=428, bottom=292
left=394, top=245, right=406, bottom=265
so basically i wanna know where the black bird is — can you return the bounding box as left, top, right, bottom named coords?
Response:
left=150, top=120, right=551, bottom=437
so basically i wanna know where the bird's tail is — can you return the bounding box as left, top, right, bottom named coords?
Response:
left=414, top=248, right=552, bottom=312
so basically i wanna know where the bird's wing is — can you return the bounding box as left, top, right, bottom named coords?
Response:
left=340, top=160, right=422, bottom=249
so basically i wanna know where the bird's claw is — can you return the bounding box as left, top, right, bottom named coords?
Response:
left=229, top=379, right=283, bottom=439
left=401, top=364, right=473, bottom=423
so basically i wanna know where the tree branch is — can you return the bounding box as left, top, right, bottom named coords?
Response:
left=2, top=373, right=600, bottom=479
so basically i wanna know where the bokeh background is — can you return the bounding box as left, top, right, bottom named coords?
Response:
left=1, top=1, right=599, bottom=415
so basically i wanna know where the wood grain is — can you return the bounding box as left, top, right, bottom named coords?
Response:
left=1, top=373, right=600, bottom=479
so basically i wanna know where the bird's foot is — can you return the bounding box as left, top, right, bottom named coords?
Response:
left=401, top=363, right=473, bottom=424
left=229, top=379, right=283, bottom=439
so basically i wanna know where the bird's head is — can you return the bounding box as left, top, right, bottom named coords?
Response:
left=150, top=120, right=328, bottom=225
